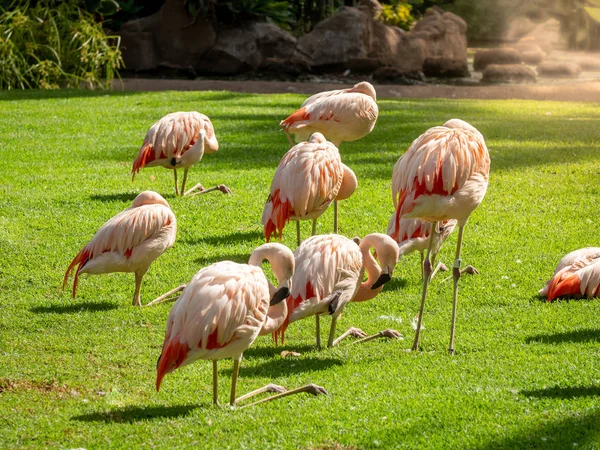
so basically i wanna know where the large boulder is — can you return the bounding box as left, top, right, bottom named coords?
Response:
left=481, top=64, right=536, bottom=83
left=473, top=48, right=522, bottom=71
left=537, top=61, right=582, bottom=78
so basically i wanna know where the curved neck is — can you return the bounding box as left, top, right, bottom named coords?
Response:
left=259, top=300, right=287, bottom=336
left=353, top=237, right=382, bottom=302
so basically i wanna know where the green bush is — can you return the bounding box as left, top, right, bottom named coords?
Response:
left=0, top=0, right=123, bottom=89
left=379, top=1, right=415, bottom=30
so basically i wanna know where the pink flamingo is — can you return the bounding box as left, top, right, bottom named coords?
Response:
left=262, top=132, right=356, bottom=245
left=280, top=81, right=378, bottom=147
left=131, top=112, right=231, bottom=196
left=63, top=191, right=176, bottom=307
left=155, top=243, right=327, bottom=407
left=280, top=81, right=377, bottom=232
left=541, top=248, right=600, bottom=301
left=269, top=233, right=400, bottom=349
left=394, top=119, right=490, bottom=354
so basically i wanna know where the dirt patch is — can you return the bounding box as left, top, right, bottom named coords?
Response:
left=115, top=77, right=600, bottom=102
left=0, top=378, right=74, bottom=395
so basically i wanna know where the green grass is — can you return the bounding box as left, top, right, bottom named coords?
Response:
left=1, top=89, right=600, bottom=449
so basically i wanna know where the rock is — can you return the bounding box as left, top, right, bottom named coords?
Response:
left=574, top=57, right=600, bottom=71
left=520, top=50, right=544, bottom=65
left=118, top=30, right=157, bottom=72
left=473, top=48, right=522, bottom=71
left=297, top=7, right=371, bottom=72
left=199, top=27, right=261, bottom=74
left=423, top=57, right=469, bottom=77
left=481, top=64, right=536, bottom=83
left=358, top=0, right=383, bottom=19
left=370, top=19, right=424, bottom=72
left=537, top=61, right=582, bottom=78
left=372, top=67, right=425, bottom=84
left=503, top=16, right=536, bottom=42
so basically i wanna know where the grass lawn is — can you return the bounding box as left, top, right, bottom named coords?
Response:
left=1, top=88, right=600, bottom=449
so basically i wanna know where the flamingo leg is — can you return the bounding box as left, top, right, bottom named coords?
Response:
left=212, top=360, right=220, bottom=406
left=239, top=383, right=328, bottom=408
left=430, top=262, right=448, bottom=280
left=132, top=271, right=144, bottom=307
left=173, top=169, right=179, bottom=196
left=180, top=168, right=189, bottom=195
left=316, top=315, right=321, bottom=349
left=411, top=222, right=437, bottom=351
left=350, top=328, right=402, bottom=345
left=312, top=219, right=317, bottom=236
left=144, top=283, right=187, bottom=307
left=449, top=225, right=465, bottom=355
left=333, top=200, right=338, bottom=233
left=296, top=220, right=301, bottom=247
left=234, top=384, right=287, bottom=404
left=420, top=250, right=424, bottom=280
left=331, top=325, right=367, bottom=347
left=184, top=184, right=232, bottom=196
left=229, top=354, right=242, bottom=407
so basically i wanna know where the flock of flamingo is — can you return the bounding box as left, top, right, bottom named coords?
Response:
left=61, top=81, right=600, bottom=408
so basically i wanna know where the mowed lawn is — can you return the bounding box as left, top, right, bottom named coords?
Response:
left=1, top=89, right=600, bottom=449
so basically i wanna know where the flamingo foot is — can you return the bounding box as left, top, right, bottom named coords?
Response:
left=331, top=326, right=368, bottom=346
left=240, top=383, right=328, bottom=408
left=185, top=184, right=232, bottom=196
left=351, top=328, right=403, bottom=345
left=144, top=284, right=187, bottom=307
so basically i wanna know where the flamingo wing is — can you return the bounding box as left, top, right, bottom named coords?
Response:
left=131, top=112, right=208, bottom=177
left=393, top=124, right=490, bottom=218
left=262, top=138, right=343, bottom=241
left=156, top=261, right=269, bottom=389
left=63, top=204, right=175, bottom=294
left=547, top=258, right=600, bottom=302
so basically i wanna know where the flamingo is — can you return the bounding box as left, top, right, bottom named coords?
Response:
left=279, top=81, right=377, bottom=232
left=155, top=243, right=328, bottom=407
left=270, top=233, right=400, bottom=349
left=541, top=248, right=600, bottom=301
left=387, top=215, right=457, bottom=280
left=63, top=191, right=177, bottom=307
left=131, top=112, right=231, bottom=197
left=262, top=132, right=356, bottom=245
left=393, top=119, right=490, bottom=354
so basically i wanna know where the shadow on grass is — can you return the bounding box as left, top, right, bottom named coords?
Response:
left=381, top=277, right=409, bottom=292
left=477, top=409, right=600, bottom=449
left=232, top=356, right=343, bottom=378
left=193, top=252, right=249, bottom=266
left=89, top=192, right=144, bottom=203
left=181, top=230, right=263, bottom=246
left=72, top=404, right=200, bottom=423
left=243, top=344, right=316, bottom=359
left=522, top=385, right=600, bottom=399
left=30, top=301, right=118, bottom=314
left=525, top=328, right=600, bottom=344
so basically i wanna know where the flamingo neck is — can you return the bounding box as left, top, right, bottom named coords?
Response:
left=353, top=239, right=382, bottom=302
left=260, top=298, right=287, bottom=335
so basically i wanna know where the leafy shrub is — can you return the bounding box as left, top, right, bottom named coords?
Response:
left=380, top=1, right=415, bottom=30
left=0, top=0, right=123, bottom=89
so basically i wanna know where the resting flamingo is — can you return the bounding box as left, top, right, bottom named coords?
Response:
left=279, top=81, right=377, bottom=232
left=394, top=119, right=490, bottom=354
left=541, top=248, right=600, bottom=301
left=131, top=112, right=231, bottom=196
left=270, top=233, right=400, bottom=349
left=63, top=191, right=176, bottom=307
left=262, top=133, right=356, bottom=245
left=155, top=243, right=327, bottom=407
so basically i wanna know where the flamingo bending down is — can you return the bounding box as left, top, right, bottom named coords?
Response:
left=269, top=233, right=400, bottom=349
left=541, top=248, right=600, bottom=301
left=63, top=191, right=176, bottom=307
left=262, top=133, right=356, bottom=245
left=387, top=215, right=458, bottom=279
left=155, top=243, right=327, bottom=407
left=394, top=119, right=490, bottom=354
left=131, top=112, right=231, bottom=197
left=279, top=81, right=377, bottom=232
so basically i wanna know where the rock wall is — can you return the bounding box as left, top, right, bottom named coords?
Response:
left=116, top=0, right=468, bottom=79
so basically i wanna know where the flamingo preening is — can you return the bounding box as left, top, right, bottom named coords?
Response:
left=63, top=191, right=176, bottom=307
left=269, top=233, right=400, bottom=349
left=262, top=132, right=356, bottom=245
left=541, top=248, right=600, bottom=301
left=393, top=119, right=490, bottom=354
left=131, top=112, right=231, bottom=196
left=155, top=243, right=328, bottom=407
left=279, top=81, right=377, bottom=233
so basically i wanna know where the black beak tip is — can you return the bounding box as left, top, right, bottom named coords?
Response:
left=371, top=273, right=392, bottom=290
left=270, top=287, right=290, bottom=305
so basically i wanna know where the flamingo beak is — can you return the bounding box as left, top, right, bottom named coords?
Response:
left=270, top=287, right=290, bottom=305
left=371, top=273, right=391, bottom=290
